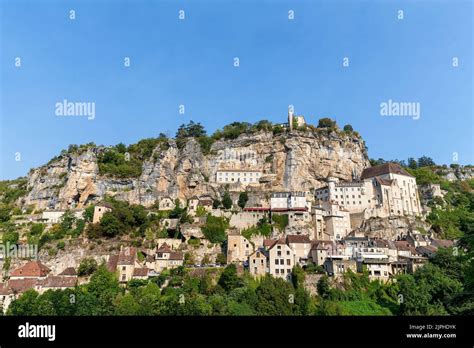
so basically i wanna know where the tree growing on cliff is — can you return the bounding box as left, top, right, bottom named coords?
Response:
left=222, top=192, right=232, bottom=210
left=317, top=118, right=336, bottom=129
left=238, top=192, right=248, bottom=209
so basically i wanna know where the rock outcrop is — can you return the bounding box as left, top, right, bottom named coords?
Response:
left=20, top=130, right=370, bottom=210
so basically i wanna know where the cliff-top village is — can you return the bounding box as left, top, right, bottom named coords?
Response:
left=0, top=110, right=468, bottom=313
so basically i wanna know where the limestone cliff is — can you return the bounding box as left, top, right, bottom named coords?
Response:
left=19, top=130, right=370, bottom=210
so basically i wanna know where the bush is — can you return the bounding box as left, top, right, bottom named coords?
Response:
left=222, top=192, right=232, bottom=210
left=78, top=258, right=98, bottom=276
left=318, top=118, right=336, bottom=129
left=202, top=215, right=229, bottom=244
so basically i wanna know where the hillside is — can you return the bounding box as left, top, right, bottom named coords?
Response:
left=17, top=123, right=369, bottom=210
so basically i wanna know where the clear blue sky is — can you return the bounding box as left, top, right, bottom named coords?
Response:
left=1, top=0, right=472, bottom=180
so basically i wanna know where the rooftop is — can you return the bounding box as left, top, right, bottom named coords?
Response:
left=361, top=162, right=414, bottom=180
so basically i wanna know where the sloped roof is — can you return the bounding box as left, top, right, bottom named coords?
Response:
left=10, top=261, right=51, bottom=278
left=133, top=268, right=149, bottom=277
left=286, top=235, right=311, bottom=244
left=58, top=267, right=77, bottom=276
left=168, top=252, right=184, bottom=261
left=8, top=278, right=39, bottom=293
left=117, top=247, right=137, bottom=265
left=361, top=163, right=414, bottom=179
left=107, top=255, right=119, bottom=272
left=41, top=276, right=77, bottom=288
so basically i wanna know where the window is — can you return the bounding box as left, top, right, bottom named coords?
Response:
left=122, top=275, right=126, bottom=281
left=276, top=269, right=279, bottom=274
left=286, top=250, right=290, bottom=255
left=286, top=259, right=291, bottom=265
left=122, top=266, right=126, bottom=271
left=275, top=259, right=278, bottom=265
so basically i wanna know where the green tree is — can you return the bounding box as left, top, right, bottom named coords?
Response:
left=317, top=118, right=336, bottom=129
left=218, top=264, right=243, bottom=292
left=77, top=258, right=98, bottom=276
left=343, top=124, right=353, bottom=132
left=202, top=215, right=229, bottom=243
left=237, top=192, right=249, bottom=209
left=222, top=192, right=232, bottom=210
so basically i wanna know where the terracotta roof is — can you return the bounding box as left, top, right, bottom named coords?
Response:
left=286, top=235, right=311, bottom=244
left=118, top=247, right=137, bottom=265
left=8, top=278, right=39, bottom=293
left=0, top=283, right=13, bottom=295
left=10, top=261, right=51, bottom=278
left=133, top=268, right=149, bottom=277
left=263, top=239, right=278, bottom=248
left=107, top=254, right=119, bottom=272
left=361, top=162, right=414, bottom=179
left=268, top=238, right=286, bottom=251
left=58, top=267, right=77, bottom=276
left=41, top=276, right=77, bottom=288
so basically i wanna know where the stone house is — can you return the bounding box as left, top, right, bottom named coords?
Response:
left=227, top=230, right=253, bottom=263
left=359, top=259, right=391, bottom=282
left=158, top=197, right=175, bottom=211
left=268, top=239, right=294, bottom=281
left=248, top=249, right=267, bottom=277
left=286, top=235, right=311, bottom=266
left=154, top=243, right=184, bottom=272
left=92, top=202, right=113, bottom=224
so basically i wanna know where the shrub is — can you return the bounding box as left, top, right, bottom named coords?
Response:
left=78, top=258, right=98, bottom=276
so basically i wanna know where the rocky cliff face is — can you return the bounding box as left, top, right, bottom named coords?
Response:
left=20, top=130, right=370, bottom=210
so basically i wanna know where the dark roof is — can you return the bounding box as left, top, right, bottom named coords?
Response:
left=58, top=267, right=77, bottom=276
left=375, top=177, right=393, bottom=186
left=8, top=278, right=38, bottom=293
left=286, top=235, right=311, bottom=244
left=107, top=255, right=119, bottom=272
left=133, top=268, right=149, bottom=277
left=268, top=238, right=286, bottom=251
left=168, top=252, right=184, bottom=261
left=41, top=276, right=77, bottom=288
left=430, top=239, right=454, bottom=248
left=263, top=239, right=278, bottom=248
left=361, top=163, right=414, bottom=179
left=395, top=241, right=418, bottom=254
left=10, top=261, right=51, bottom=278
left=117, top=247, right=137, bottom=265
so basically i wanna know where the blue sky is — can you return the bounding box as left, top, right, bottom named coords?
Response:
left=1, top=0, right=472, bottom=179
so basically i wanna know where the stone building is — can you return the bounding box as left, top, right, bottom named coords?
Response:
left=248, top=248, right=267, bottom=277
left=215, top=169, right=262, bottom=185
left=153, top=243, right=184, bottom=272
left=227, top=230, right=253, bottom=263
left=315, top=163, right=422, bottom=218
left=267, top=239, right=295, bottom=281
left=92, top=202, right=113, bottom=224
